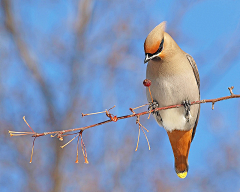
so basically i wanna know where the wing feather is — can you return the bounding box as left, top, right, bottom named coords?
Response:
left=186, top=54, right=200, bottom=141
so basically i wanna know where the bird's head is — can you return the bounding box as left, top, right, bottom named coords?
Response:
left=144, top=21, right=166, bottom=63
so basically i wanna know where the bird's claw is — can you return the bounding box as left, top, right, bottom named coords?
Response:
left=182, top=100, right=191, bottom=122
left=148, top=100, right=162, bottom=121
left=148, top=100, right=158, bottom=110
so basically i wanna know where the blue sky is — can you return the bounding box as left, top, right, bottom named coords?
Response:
left=1, top=0, right=240, bottom=191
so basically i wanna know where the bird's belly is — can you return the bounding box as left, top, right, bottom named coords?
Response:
left=156, top=108, right=190, bottom=132
left=148, top=75, right=198, bottom=132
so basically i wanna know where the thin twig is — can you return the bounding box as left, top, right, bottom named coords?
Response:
left=135, top=115, right=150, bottom=150
left=8, top=87, right=240, bottom=164
left=228, top=86, right=234, bottom=96
left=30, top=137, right=36, bottom=163
left=60, top=134, right=78, bottom=148
left=131, top=104, right=149, bottom=111
left=23, top=116, right=35, bottom=133
left=149, top=87, right=153, bottom=102
left=75, top=132, right=81, bottom=163
left=135, top=125, right=141, bottom=151
left=82, top=105, right=116, bottom=117
left=141, top=127, right=150, bottom=150
left=9, top=90, right=240, bottom=138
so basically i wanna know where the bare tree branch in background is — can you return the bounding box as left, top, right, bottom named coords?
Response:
left=61, top=0, right=93, bottom=130
left=49, top=1, right=93, bottom=190
left=1, top=0, right=240, bottom=191
left=167, top=0, right=240, bottom=92
left=202, top=32, right=240, bottom=90
left=167, top=0, right=205, bottom=39
left=2, top=0, right=55, bottom=122
left=1, top=0, right=93, bottom=191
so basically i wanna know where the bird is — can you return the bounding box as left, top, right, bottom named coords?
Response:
left=144, top=21, right=200, bottom=179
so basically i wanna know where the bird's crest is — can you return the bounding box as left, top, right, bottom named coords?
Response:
left=144, top=21, right=166, bottom=54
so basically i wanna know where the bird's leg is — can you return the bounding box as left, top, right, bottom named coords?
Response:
left=148, top=100, right=162, bottom=122
left=182, top=100, right=191, bottom=122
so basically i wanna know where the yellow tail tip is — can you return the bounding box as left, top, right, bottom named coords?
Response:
left=177, top=171, right=187, bottom=179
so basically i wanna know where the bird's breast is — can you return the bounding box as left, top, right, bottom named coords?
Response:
left=146, top=60, right=199, bottom=132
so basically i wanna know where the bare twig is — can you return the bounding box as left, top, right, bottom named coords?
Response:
left=8, top=87, right=240, bottom=163
left=30, top=137, right=37, bottom=163
left=135, top=116, right=150, bottom=151
left=130, top=104, right=149, bottom=115
left=135, top=124, right=141, bottom=151
left=75, top=132, right=81, bottom=163
left=82, top=106, right=118, bottom=122
left=80, top=131, right=88, bottom=164
left=9, top=87, right=240, bottom=138
left=228, top=86, right=234, bottom=96
left=23, top=116, right=35, bottom=133
left=60, top=134, right=79, bottom=149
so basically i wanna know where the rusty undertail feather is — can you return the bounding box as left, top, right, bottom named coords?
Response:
left=167, top=129, right=193, bottom=176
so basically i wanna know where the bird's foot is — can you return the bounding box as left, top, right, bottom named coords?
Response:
left=148, top=100, right=162, bottom=121
left=182, top=100, right=191, bottom=122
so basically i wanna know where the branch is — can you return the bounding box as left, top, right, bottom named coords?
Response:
left=11, top=86, right=240, bottom=137
left=2, top=0, right=56, bottom=122
left=9, top=86, right=240, bottom=163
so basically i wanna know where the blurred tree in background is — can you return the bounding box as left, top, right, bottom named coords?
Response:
left=1, top=0, right=240, bottom=191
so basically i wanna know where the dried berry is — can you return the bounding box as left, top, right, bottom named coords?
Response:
left=143, top=79, right=151, bottom=87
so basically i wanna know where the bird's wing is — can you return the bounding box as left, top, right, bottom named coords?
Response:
left=186, top=54, right=200, bottom=90
left=186, top=54, right=200, bottom=141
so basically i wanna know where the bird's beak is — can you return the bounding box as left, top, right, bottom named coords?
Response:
left=144, top=54, right=150, bottom=64
left=144, top=53, right=159, bottom=64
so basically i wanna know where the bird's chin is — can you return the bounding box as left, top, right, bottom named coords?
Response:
left=152, top=56, right=161, bottom=61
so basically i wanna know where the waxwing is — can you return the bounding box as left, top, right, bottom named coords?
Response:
left=144, top=21, right=200, bottom=179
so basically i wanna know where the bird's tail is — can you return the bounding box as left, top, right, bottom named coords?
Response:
left=167, top=129, right=193, bottom=179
